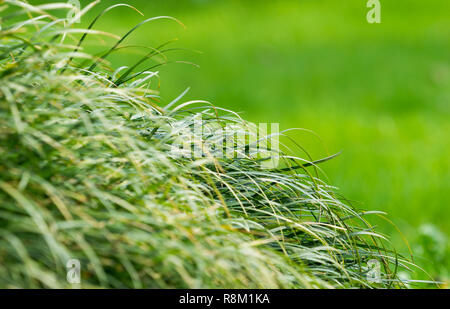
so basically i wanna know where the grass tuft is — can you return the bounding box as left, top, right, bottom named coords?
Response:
left=0, top=1, right=416, bottom=288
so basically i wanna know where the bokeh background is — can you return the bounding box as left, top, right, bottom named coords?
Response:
left=70, top=0, right=448, bottom=286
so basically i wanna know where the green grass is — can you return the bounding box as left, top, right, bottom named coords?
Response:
left=0, top=1, right=421, bottom=288
left=72, top=0, right=449, bottom=285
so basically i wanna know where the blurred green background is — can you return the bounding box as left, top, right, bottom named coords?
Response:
left=75, top=0, right=449, bottom=286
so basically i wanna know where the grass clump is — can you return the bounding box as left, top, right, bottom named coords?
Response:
left=0, top=1, right=413, bottom=288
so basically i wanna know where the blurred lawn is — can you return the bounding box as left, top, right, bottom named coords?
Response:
left=76, top=0, right=449, bottom=285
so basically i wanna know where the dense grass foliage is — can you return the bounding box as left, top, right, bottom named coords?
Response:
left=85, top=0, right=450, bottom=285
left=0, top=1, right=415, bottom=288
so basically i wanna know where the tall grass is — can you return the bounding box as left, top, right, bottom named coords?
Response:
left=0, top=1, right=414, bottom=288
